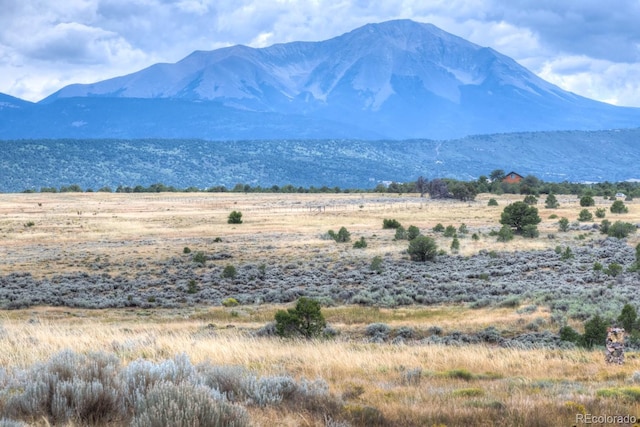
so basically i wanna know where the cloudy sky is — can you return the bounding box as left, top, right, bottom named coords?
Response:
left=1, top=0, right=639, bottom=106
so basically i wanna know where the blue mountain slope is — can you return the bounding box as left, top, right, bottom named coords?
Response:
left=18, top=19, right=637, bottom=140
left=1, top=130, right=640, bottom=192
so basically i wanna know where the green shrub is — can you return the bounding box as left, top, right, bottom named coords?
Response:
left=559, top=325, right=582, bottom=343
left=610, top=200, right=629, bottom=214
left=607, top=221, right=636, bottom=238
left=600, top=219, right=611, bottom=234
left=370, top=256, right=383, bottom=273
left=605, top=263, right=623, bottom=277
left=183, top=247, right=191, bottom=254
left=446, top=369, right=474, bottom=381
left=394, top=226, right=407, bottom=240
left=522, top=224, right=539, bottom=238
left=192, top=252, right=206, bottom=265
left=274, top=297, right=326, bottom=339
left=458, top=223, right=468, bottom=235
left=558, top=217, right=570, bottom=232
left=407, top=225, right=420, bottom=240
left=595, top=208, right=606, bottom=218
left=407, top=235, right=438, bottom=262
left=222, top=265, right=237, bottom=279
left=432, top=223, right=445, bottom=232
left=471, top=233, right=479, bottom=241
left=227, top=210, right=243, bottom=224
left=578, top=209, right=593, bottom=222
left=593, top=262, right=603, bottom=272
left=334, top=226, right=351, bottom=242
left=523, top=195, right=538, bottom=205
left=561, top=247, right=574, bottom=260
left=353, top=237, right=367, bottom=249
left=443, top=225, right=457, bottom=237
left=382, top=219, right=402, bottom=229
left=487, top=198, right=498, bottom=206
left=187, top=280, right=198, bottom=294
left=580, top=195, right=595, bottom=207
left=496, top=225, right=514, bottom=242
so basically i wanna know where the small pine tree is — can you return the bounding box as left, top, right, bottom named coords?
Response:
left=545, top=193, right=559, bottom=208
left=450, top=237, right=460, bottom=253
left=222, top=264, right=237, bottom=279
left=487, top=198, right=498, bottom=206
left=582, top=314, right=608, bottom=348
left=432, top=223, right=445, bottom=232
left=407, top=236, right=438, bottom=262
left=333, top=226, right=351, bottom=242
left=275, top=297, right=326, bottom=339
left=618, top=304, right=637, bottom=332
left=558, top=217, right=570, bottom=232
left=610, top=200, right=629, bottom=214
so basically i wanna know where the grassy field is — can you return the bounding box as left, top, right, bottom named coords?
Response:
left=0, top=192, right=639, bottom=426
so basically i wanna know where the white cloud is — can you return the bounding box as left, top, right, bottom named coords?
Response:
left=538, top=56, right=640, bottom=106
left=0, top=0, right=639, bottom=107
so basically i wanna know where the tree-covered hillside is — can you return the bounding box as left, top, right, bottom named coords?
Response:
left=1, top=129, right=640, bottom=192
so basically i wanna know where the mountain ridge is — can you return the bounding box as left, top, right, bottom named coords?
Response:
left=3, top=19, right=640, bottom=139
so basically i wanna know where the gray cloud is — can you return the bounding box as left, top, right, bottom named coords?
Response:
left=1, top=0, right=639, bottom=107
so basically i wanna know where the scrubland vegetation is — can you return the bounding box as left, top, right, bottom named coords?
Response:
left=0, top=190, right=639, bottom=426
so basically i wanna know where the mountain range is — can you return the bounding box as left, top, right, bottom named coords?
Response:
left=2, top=19, right=640, bottom=140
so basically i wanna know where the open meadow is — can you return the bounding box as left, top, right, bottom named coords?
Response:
left=1, top=192, right=639, bottom=426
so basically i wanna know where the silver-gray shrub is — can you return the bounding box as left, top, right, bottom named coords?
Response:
left=119, top=353, right=198, bottom=408
left=198, top=365, right=250, bottom=401
left=130, top=381, right=249, bottom=427
left=3, top=350, right=124, bottom=425
left=365, top=323, right=391, bottom=341
left=245, top=375, right=298, bottom=406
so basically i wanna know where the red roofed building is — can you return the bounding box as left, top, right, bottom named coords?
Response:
left=502, top=171, right=523, bottom=184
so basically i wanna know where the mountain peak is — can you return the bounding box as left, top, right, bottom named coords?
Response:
left=9, top=20, right=640, bottom=140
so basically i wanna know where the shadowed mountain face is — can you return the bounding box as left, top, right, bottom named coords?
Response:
left=2, top=19, right=639, bottom=140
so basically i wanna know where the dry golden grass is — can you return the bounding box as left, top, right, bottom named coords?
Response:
left=1, top=192, right=640, bottom=425
left=1, top=307, right=639, bottom=426
left=1, top=192, right=638, bottom=277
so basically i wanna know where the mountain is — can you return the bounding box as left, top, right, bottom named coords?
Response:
left=3, top=19, right=640, bottom=140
